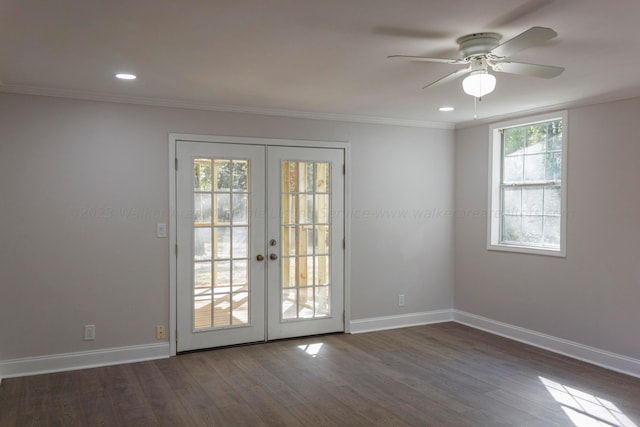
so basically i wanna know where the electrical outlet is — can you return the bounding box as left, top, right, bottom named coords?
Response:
left=156, top=325, right=166, bottom=340
left=398, top=294, right=405, bottom=307
left=156, top=223, right=167, bottom=238
left=84, top=324, right=95, bottom=341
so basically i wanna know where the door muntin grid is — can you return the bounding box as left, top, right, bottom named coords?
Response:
left=280, top=161, right=332, bottom=321
left=192, top=158, right=251, bottom=331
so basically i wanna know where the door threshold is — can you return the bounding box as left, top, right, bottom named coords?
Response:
left=177, top=332, right=345, bottom=355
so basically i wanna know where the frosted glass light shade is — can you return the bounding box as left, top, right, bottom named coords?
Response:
left=462, top=71, right=496, bottom=97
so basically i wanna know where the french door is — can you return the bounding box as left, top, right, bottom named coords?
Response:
left=176, top=141, right=344, bottom=352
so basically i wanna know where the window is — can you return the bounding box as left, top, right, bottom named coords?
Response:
left=488, top=111, right=567, bottom=256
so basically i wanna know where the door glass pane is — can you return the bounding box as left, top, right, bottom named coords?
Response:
left=194, top=261, right=212, bottom=329
left=194, top=193, right=211, bottom=225
left=232, top=227, right=248, bottom=258
left=280, top=161, right=332, bottom=321
left=297, top=194, right=314, bottom=224
left=282, top=195, right=296, bottom=225
left=194, top=159, right=212, bottom=191
left=282, top=226, right=296, bottom=257
left=282, top=289, right=297, bottom=320
left=282, top=161, right=296, bottom=193
left=214, top=227, right=231, bottom=259
left=282, top=257, right=294, bottom=288
left=193, top=157, right=251, bottom=331
left=315, top=194, right=329, bottom=224
left=316, top=163, right=330, bottom=193
left=194, top=227, right=211, bottom=260
left=232, top=260, right=248, bottom=287
left=194, top=287, right=212, bottom=330
left=315, top=286, right=330, bottom=317
left=232, top=292, right=249, bottom=325
left=232, top=161, right=248, bottom=192
left=213, top=261, right=230, bottom=292
left=194, top=262, right=211, bottom=288
left=213, top=294, right=231, bottom=327
left=315, top=256, right=329, bottom=285
left=214, top=160, right=231, bottom=191
left=298, top=287, right=314, bottom=318
left=214, top=194, right=231, bottom=224
left=232, top=194, right=248, bottom=224
left=315, top=226, right=330, bottom=255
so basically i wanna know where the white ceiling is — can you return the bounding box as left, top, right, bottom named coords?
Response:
left=2, top=0, right=640, bottom=127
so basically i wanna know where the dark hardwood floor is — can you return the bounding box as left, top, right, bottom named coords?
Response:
left=1, top=322, right=639, bottom=426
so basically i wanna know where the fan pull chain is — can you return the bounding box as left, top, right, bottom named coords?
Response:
left=473, top=95, right=485, bottom=120
left=474, top=96, right=478, bottom=120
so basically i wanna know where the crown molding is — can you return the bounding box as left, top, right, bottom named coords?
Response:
left=0, top=84, right=455, bottom=130
left=454, top=91, right=640, bottom=130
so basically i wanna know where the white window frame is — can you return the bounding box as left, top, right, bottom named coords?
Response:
left=487, top=111, right=568, bottom=257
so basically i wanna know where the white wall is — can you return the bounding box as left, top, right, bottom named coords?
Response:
left=0, top=93, right=454, bottom=361
left=454, top=97, right=640, bottom=360
left=3, top=90, right=638, bottom=371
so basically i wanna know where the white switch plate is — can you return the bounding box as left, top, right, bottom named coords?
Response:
left=84, top=324, right=95, bottom=341
left=156, top=223, right=167, bottom=238
left=398, top=294, right=405, bottom=307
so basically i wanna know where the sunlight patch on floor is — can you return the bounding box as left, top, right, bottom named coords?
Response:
left=540, top=377, right=637, bottom=427
left=297, top=343, right=323, bottom=357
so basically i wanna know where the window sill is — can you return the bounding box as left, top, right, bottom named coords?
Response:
left=487, top=242, right=566, bottom=258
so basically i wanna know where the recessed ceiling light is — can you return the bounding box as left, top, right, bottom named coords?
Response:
left=115, top=73, right=136, bottom=80
left=439, top=106, right=455, bottom=112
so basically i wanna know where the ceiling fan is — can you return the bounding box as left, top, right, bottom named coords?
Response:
left=388, top=27, right=564, bottom=97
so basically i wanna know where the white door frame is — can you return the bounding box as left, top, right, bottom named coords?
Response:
left=168, top=133, right=351, bottom=356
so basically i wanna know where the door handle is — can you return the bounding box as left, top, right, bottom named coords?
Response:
left=256, top=254, right=265, bottom=261
left=269, top=253, right=278, bottom=260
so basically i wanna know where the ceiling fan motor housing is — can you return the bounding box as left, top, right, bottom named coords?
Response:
left=456, top=32, right=501, bottom=59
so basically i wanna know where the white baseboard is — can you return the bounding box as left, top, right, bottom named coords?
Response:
left=3, top=312, right=638, bottom=381
left=454, top=310, right=640, bottom=379
left=349, top=309, right=454, bottom=334
left=0, top=343, right=170, bottom=381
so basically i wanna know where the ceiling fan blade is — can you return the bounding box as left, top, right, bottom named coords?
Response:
left=423, top=67, right=472, bottom=89
left=492, top=61, right=564, bottom=78
left=490, top=26, right=557, bottom=58
left=388, top=55, right=466, bottom=65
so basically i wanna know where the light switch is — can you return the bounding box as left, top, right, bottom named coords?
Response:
left=156, top=223, right=167, bottom=238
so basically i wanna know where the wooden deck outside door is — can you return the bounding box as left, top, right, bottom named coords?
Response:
left=176, top=141, right=344, bottom=352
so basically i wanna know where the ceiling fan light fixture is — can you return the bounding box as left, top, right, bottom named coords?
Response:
left=462, top=70, right=496, bottom=97
left=462, top=70, right=496, bottom=98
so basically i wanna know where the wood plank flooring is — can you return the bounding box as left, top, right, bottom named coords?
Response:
left=1, top=322, right=639, bottom=426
